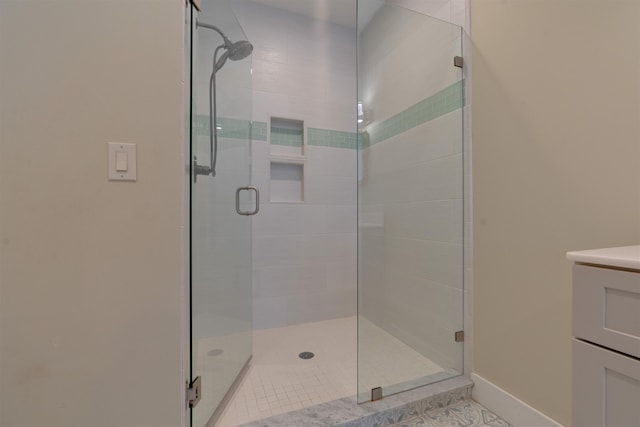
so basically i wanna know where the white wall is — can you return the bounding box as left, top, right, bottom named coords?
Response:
left=358, top=4, right=465, bottom=371
left=0, top=2, right=185, bottom=426
left=472, top=2, right=640, bottom=425
left=233, top=0, right=358, bottom=329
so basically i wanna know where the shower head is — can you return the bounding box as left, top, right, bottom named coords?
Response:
left=227, top=40, right=253, bottom=61
left=214, top=40, right=254, bottom=71
left=196, top=19, right=253, bottom=71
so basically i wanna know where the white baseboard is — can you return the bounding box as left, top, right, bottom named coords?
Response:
left=471, top=373, right=564, bottom=427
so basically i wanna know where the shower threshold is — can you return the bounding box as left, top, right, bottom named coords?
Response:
left=238, top=375, right=473, bottom=427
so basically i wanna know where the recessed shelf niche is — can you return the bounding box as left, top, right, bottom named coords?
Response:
left=270, top=117, right=304, bottom=157
left=268, top=117, right=306, bottom=203
left=270, top=162, right=304, bottom=203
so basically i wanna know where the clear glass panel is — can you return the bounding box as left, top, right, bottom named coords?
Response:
left=189, top=1, right=253, bottom=425
left=357, top=1, right=464, bottom=402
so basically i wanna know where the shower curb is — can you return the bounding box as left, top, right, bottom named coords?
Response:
left=239, top=376, right=473, bottom=427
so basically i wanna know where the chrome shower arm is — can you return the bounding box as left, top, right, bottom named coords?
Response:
left=195, top=20, right=231, bottom=47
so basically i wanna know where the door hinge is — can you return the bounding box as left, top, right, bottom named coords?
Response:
left=187, top=376, right=202, bottom=408
left=454, top=56, right=464, bottom=68
left=371, top=386, right=383, bottom=401
left=455, top=330, right=464, bottom=342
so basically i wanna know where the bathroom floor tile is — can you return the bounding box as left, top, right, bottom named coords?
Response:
left=386, top=399, right=512, bottom=427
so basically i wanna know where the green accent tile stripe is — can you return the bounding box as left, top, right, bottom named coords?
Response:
left=270, top=126, right=303, bottom=147
left=358, top=131, right=370, bottom=150
left=217, top=117, right=251, bottom=139
left=368, top=80, right=465, bottom=146
left=308, top=128, right=358, bottom=150
left=251, top=121, right=267, bottom=141
left=193, top=114, right=210, bottom=137
left=193, top=81, right=463, bottom=147
left=193, top=115, right=359, bottom=149
left=194, top=115, right=268, bottom=141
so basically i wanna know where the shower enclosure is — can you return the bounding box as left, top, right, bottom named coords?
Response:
left=186, top=1, right=465, bottom=425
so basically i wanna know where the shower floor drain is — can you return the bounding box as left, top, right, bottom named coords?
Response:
left=298, top=351, right=314, bottom=360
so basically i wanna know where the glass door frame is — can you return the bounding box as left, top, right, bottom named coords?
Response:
left=356, top=1, right=466, bottom=403
left=187, top=0, right=255, bottom=425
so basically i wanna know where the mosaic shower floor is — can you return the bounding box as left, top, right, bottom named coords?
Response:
left=216, top=316, right=451, bottom=426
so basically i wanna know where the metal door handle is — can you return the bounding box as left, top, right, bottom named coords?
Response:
left=236, top=186, right=259, bottom=216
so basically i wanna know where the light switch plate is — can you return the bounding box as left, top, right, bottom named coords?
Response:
left=108, top=142, right=136, bottom=181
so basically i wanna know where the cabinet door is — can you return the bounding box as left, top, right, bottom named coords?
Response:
left=573, top=339, right=640, bottom=427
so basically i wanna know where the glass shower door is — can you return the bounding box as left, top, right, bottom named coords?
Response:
left=357, top=1, right=465, bottom=402
left=188, top=1, right=254, bottom=425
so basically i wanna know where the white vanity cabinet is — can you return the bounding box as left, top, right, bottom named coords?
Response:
left=567, top=246, right=640, bottom=427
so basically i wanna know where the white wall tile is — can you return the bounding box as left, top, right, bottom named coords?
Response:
left=324, top=233, right=357, bottom=264
left=251, top=141, right=270, bottom=173
left=252, top=203, right=326, bottom=236
left=253, top=91, right=290, bottom=123
left=251, top=171, right=270, bottom=201
left=252, top=296, right=292, bottom=329
left=253, top=264, right=327, bottom=298
left=324, top=205, right=357, bottom=234
left=324, top=148, right=358, bottom=177
left=326, top=262, right=357, bottom=291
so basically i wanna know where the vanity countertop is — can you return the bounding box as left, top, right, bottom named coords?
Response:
left=567, top=245, right=640, bottom=270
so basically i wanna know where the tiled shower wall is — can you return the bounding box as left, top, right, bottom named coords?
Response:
left=358, top=6, right=465, bottom=371
left=388, top=0, right=467, bottom=28
left=233, top=0, right=358, bottom=329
